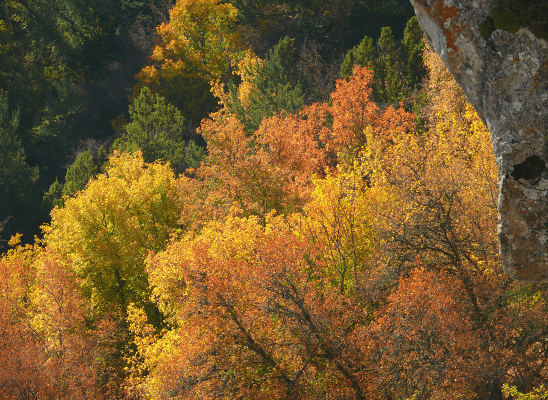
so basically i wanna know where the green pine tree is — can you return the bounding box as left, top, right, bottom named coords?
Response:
left=400, top=16, right=426, bottom=92
left=42, top=146, right=107, bottom=211
left=63, top=150, right=98, bottom=196
left=376, top=27, right=402, bottom=104
left=113, top=87, right=204, bottom=175
left=228, top=36, right=304, bottom=134
left=340, top=35, right=376, bottom=79
left=42, top=178, right=64, bottom=210
left=340, top=18, right=425, bottom=106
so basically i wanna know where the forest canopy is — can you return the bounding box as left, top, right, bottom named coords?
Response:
left=1, top=1, right=547, bottom=399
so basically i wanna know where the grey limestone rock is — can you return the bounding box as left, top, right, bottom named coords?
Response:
left=410, top=0, right=548, bottom=281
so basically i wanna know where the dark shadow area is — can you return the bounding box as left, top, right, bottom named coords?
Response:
left=511, top=155, right=546, bottom=180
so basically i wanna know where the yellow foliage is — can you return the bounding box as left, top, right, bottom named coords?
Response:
left=212, top=50, right=264, bottom=109
left=137, top=211, right=271, bottom=396
left=125, top=303, right=177, bottom=398
left=301, top=167, right=376, bottom=294
left=146, top=208, right=263, bottom=316
left=0, top=239, right=40, bottom=317
left=359, top=48, right=499, bottom=288
left=44, top=151, right=183, bottom=316
left=137, top=0, right=245, bottom=122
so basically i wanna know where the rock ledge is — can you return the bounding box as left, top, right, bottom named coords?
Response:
left=410, top=0, right=548, bottom=281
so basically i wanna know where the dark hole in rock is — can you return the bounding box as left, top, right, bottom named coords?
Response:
left=511, top=155, right=546, bottom=180
left=479, top=16, right=496, bottom=39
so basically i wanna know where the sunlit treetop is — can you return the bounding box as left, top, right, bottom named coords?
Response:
left=137, top=0, right=246, bottom=123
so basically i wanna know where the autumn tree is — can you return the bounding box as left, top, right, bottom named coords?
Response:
left=301, top=168, right=376, bottom=295
left=137, top=0, right=245, bottom=123
left=122, top=57, right=422, bottom=400
left=358, top=49, right=502, bottom=398
left=357, top=46, right=548, bottom=398
left=0, top=237, right=107, bottom=399
left=45, top=151, right=183, bottom=322
left=199, top=63, right=413, bottom=226
left=371, top=269, right=484, bottom=399
left=28, top=246, right=114, bottom=398
left=327, top=65, right=414, bottom=158
left=0, top=232, right=140, bottom=399
left=39, top=151, right=189, bottom=391
left=0, top=240, right=49, bottom=399
left=128, top=212, right=376, bottom=399
left=196, top=112, right=308, bottom=221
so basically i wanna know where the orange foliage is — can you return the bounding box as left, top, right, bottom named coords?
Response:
left=10, top=36, right=548, bottom=399
left=328, top=66, right=379, bottom=151
left=193, top=109, right=329, bottom=222
left=321, top=66, right=414, bottom=156
left=0, top=243, right=49, bottom=399
left=255, top=104, right=329, bottom=179
left=372, top=269, right=483, bottom=398
left=0, top=241, right=118, bottom=399
left=188, top=65, right=414, bottom=227
left=140, top=213, right=376, bottom=399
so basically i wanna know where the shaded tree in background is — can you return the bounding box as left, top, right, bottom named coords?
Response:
left=42, top=180, right=65, bottom=212
left=341, top=17, right=425, bottom=105
left=0, top=0, right=107, bottom=134
left=0, top=91, right=39, bottom=243
left=229, top=0, right=415, bottom=59
left=30, top=80, right=85, bottom=182
left=113, top=87, right=204, bottom=175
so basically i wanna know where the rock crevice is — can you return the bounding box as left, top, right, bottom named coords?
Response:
left=410, top=0, right=548, bottom=281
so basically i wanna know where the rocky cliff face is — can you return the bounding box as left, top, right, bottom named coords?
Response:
left=410, top=0, right=548, bottom=281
